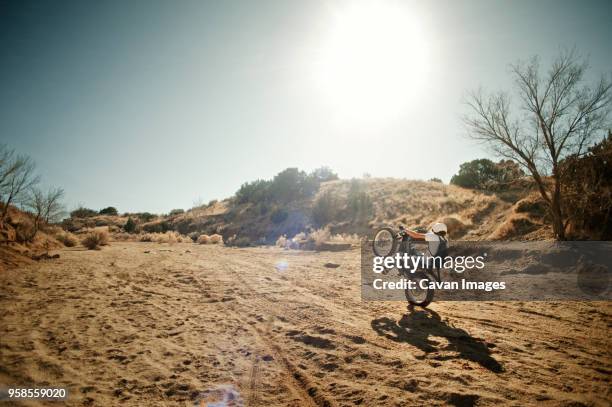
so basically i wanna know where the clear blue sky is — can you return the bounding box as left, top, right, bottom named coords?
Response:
left=1, top=0, right=610, bottom=213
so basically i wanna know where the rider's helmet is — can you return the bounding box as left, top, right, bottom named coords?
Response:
left=427, top=222, right=449, bottom=257
left=431, top=222, right=448, bottom=235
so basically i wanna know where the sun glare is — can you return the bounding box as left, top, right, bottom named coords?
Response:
left=313, top=1, right=430, bottom=126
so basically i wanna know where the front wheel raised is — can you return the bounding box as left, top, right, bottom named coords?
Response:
left=372, top=227, right=397, bottom=258
left=405, top=271, right=435, bottom=307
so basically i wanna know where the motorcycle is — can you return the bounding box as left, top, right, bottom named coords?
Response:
left=372, top=225, right=447, bottom=307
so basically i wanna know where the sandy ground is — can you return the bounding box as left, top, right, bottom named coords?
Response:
left=0, top=242, right=610, bottom=406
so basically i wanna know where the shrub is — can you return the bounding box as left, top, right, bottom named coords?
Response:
left=347, top=180, right=374, bottom=221
left=450, top=159, right=524, bottom=190
left=140, top=231, right=190, bottom=243
left=81, top=230, right=109, bottom=250
left=270, top=208, right=289, bottom=224
left=232, top=237, right=252, bottom=247
left=429, top=177, right=443, bottom=183
left=515, top=196, right=547, bottom=217
left=196, top=233, right=223, bottom=244
left=123, top=217, right=136, bottom=233
left=235, top=167, right=338, bottom=205
left=70, top=207, right=97, bottom=218
left=269, top=168, right=308, bottom=202
left=209, top=234, right=223, bottom=244
left=142, top=221, right=170, bottom=233
left=310, top=166, right=339, bottom=182
left=561, top=133, right=612, bottom=239
left=276, top=234, right=288, bottom=247
left=56, top=231, right=78, bottom=247
left=164, top=231, right=178, bottom=244
left=14, top=218, right=35, bottom=243
left=312, top=191, right=337, bottom=226
left=134, top=212, right=156, bottom=222
left=490, top=214, right=538, bottom=240
left=308, top=228, right=331, bottom=247
left=99, top=206, right=118, bottom=216
left=139, top=233, right=153, bottom=242
left=169, top=208, right=184, bottom=216
left=236, top=179, right=271, bottom=204
left=95, top=218, right=110, bottom=226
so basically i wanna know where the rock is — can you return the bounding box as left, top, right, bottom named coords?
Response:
left=31, top=253, right=60, bottom=261
left=324, top=262, right=341, bottom=268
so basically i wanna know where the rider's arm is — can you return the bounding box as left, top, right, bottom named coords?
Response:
left=406, top=229, right=426, bottom=241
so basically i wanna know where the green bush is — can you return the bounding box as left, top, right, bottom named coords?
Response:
left=346, top=179, right=373, bottom=221
left=70, top=207, right=97, bottom=218
left=134, top=212, right=156, bottom=222
left=123, top=217, right=136, bottom=233
left=235, top=167, right=339, bottom=205
left=142, top=221, right=170, bottom=233
left=169, top=208, right=184, bottom=216
left=99, top=206, right=118, bottom=216
left=270, top=208, right=289, bottom=224
left=236, top=179, right=271, bottom=204
left=230, top=236, right=252, bottom=247
left=312, top=191, right=337, bottom=226
left=450, top=159, right=523, bottom=190
left=269, top=168, right=308, bottom=202
left=429, top=177, right=443, bottom=183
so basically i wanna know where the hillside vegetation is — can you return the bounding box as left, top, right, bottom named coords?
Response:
left=0, top=205, right=66, bottom=271
left=69, top=176, right=551, bottom=245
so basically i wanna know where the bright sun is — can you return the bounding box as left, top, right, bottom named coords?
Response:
left=313, top=1, right=429, bottom=126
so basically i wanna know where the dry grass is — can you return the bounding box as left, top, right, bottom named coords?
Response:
left=81, top=229, right=109, bottom=250
left=209, top=234, right=223, bottom=244
left=435, top=216, right=468, bottom=239
left=111, top=232, right=133, bottom=241
left=514, top=193, right=548, bottom=217
left=55, top=230, right=79, bottom=247
left=140, top=231, right=191, bottom=244
left=489, top=214, right=539, bottom=240
left=315, top=178, right=515, bottom=239
left=197, top=233, right=223, bottom=244
left=275, top=235, right=288, bottom=247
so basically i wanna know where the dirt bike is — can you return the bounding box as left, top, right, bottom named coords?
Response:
left=372, top=225, right=444, bottom=308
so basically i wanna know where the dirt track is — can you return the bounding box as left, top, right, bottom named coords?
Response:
left=1, top=242, right=610, bottom=406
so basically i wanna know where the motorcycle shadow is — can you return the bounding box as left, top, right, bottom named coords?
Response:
left=371, top=307, right=503, bottom=373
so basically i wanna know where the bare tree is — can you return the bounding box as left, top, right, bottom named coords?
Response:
left=24, top=187, right=65, bottom=241
left=464, top=50, right=612, bottom=240
left=0, top=145, right=40, bottom=226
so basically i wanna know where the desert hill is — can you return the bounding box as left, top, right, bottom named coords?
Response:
left=1, top=175, right=552, bottom=271
left=0, top=205, right=68, bottom=271
left=64, top=177, right=551, bottom=245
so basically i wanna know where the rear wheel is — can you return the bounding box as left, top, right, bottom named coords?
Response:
left=405, top=271, right=434, bottom=307
left=372, top=228, right=398, bottom=257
